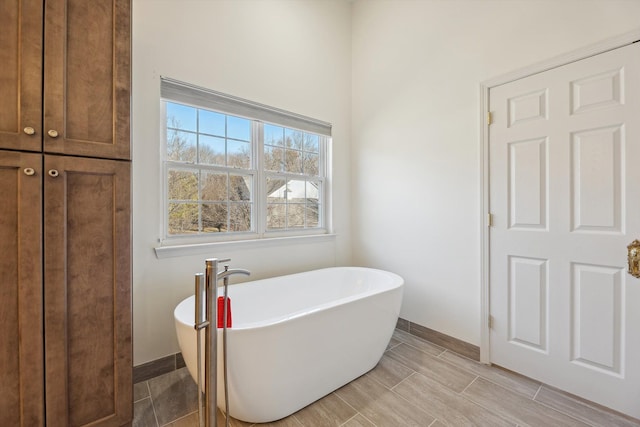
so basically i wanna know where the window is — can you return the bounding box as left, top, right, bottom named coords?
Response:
left=160, top=78, right=331, bottom=243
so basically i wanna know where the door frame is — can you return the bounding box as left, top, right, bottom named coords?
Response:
left=478, top=28, right=640, bottom=364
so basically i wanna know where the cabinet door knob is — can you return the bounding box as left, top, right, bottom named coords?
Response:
left=48, top=129, right=59, bottom=138
left=24, top=168, right=36, bottom=176
left=23, top=127, right=36, bottom=135
left=48, top=169, right=59, bottom=177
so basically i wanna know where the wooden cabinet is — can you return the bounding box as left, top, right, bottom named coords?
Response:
left=0, top=152, right=45, bottom=426
left=43, top=156, right=131, bottom=426
left=0, top=154, right=132, bottom=427
left=0, top=0, right=130, bottom=159
left=0, top=0, right=43, bottom=152
left=0, top=0, right=132, bottom=426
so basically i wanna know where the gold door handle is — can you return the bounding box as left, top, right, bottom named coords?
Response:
left=627, top=240, right=640, bottom=278
left=23, top=127, right=36, bottom=135
left=47, top=129, right=59, bottom=138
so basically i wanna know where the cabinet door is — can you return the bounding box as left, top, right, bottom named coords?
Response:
left=0, top=0, right=43, bottom=152
left=44, top=155, right=132, bottom=426
left=43, top=0, right=131, bottom=160
left=0, top=151, right=44, bottom=426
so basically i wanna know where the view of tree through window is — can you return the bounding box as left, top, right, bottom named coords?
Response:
left=166, top=102, right=253, bottom=235
left=264, top=123, right=320, bottom=230
left=163, top=99, right=326, bottom=239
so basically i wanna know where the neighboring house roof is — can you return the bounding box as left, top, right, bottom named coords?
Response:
left=268, top=179, right=319, bottom=200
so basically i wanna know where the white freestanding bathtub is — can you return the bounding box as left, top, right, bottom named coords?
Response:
left=173, top=266, right=403, bottom=423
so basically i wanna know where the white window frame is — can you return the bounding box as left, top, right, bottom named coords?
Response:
left=158, top=77, right=332, bottom=247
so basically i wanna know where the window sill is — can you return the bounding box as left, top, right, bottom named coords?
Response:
left=154, top=233, right=336, bottom=259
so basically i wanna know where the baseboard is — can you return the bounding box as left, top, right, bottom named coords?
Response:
left=133, top=352, right=185, bottom=384
left=396, top=318, right=480, bottom=361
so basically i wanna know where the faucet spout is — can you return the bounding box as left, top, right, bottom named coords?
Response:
left=217, top=268, right=251, bottom=281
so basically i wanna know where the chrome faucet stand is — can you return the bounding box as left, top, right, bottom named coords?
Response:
left=194, top=258, right=226, bottom=427
left=194, top=258, right=250, bottom=427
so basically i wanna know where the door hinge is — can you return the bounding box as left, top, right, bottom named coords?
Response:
left=487, top=111, right=493, bottom=125
left=487, top=213, right=493, bottom=227
left=488, top=315, right=494, bottom=329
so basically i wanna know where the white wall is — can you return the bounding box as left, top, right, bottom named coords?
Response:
left=132, top=0, right=352, bottom=365
left=351, top=0, right=640, bottom=346
left=133, top=0, right=640, bottom=365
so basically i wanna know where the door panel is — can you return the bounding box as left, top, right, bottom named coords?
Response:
left=508, top=137, right=547, bottom=229
left=0, top=0, right=43, bottom=152
left=489, top=42, right=640, bottom=418
left=508, top=256, right=547, bottom=351
left=508, top=89, right=548, bottom=127
left=571, top=125, right=622, bottom=232
left=43, top=0, right=130, bottom=159
left=570, top=263, right=622, bottom=374
left=44, top=155, right=131, bottom=427
left=571, top=68, right=623, bottom=114
left=0, top=151, right=44, bottom=426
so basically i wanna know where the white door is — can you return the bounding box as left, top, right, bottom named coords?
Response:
left=489, top=41, right=640, bottom=418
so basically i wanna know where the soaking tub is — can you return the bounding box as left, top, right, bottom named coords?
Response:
left=173, top=266, right=404, bottom=423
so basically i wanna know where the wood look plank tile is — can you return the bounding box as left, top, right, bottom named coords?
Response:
left=392, top=330, right=446, bottom=357
left=166, top=411, right=199, bottom=427
left=133, top=397, right=158, bottom=427
left=134, top=381, right=150, bottom=402
left=139, top=328, right=637, bottom=427
left=255, top=415, right=303, bottom=426
left=387, top=344, right=476, bottom=393
left=292, top=392, right=357, bottom=426
left=341, top=414, right=376, bottom=427
left=148, top=368, right=198, bottom=426
left=534, top=386, right=640, bottom=427
left=218, top=410, right=254, bottom=427
left=335, top=373, right=435, bottom=426
left=165, top=410, right=253, bottom=427
left=393, top=372, right=514, bottom=427
left=387, top=336, right=401, bottom=351
left=367, top=353, right=415, bottom=389
left=439, top=351, right=540, bottom=398
left=463, top=377, right=590, bottom=427
left=164, top=407, right=252, bottom=426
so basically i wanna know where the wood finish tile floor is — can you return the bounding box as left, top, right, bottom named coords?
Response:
left=133, top=329, right=639, bottom=427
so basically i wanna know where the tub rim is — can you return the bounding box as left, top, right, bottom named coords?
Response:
left=174, top=266, right=403, bottom=331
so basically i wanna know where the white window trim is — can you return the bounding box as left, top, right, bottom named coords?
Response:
left=154, top=233, right=337, bottom=259
left=156, top=77, right=332, bottom=253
